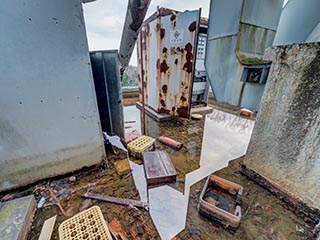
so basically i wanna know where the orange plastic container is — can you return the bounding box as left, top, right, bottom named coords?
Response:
left=198, top=175, right=243, bottom=228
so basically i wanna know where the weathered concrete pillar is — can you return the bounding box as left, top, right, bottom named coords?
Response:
left=244, top=43, right=320, bottom=209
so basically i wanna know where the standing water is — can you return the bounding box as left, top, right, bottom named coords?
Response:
left=123, top=106, right=254, bottom=240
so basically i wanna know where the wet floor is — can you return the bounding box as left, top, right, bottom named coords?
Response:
left=124, top=106, right=254, bottom=240
left=3, top=104, right=315, bottom=239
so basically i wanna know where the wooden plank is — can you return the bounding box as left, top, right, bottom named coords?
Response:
left=143, top=151, right=177, bottom=185
left=108, top=219, right=129, bottom=240
left=38, top=215, right=57, bottom=240
left=82, top=192, right=149, bottom=209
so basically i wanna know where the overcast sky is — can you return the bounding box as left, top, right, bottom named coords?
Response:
left=83, top=0, right=210, bottom=66
left=83, top=0, right=289, bottom=66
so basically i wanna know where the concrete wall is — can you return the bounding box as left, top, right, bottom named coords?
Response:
left=0, top=0, right=105, bottom=191
left=273, top=0, right=320, bottom=46
left=206, top=0, right=283, bottom=111
left=244, top=43, right=320, bottom=209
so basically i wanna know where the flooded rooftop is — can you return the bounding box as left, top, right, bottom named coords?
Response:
left=1, top=104, right=315, bottom=240
left=124, top=106, right=254, bottom=239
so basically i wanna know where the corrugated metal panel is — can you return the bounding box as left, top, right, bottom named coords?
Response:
left=138, top=9, right=200, bottom=118
left=241, top=0, right=283, bottom=31
left=273, top=0, right=320, bottom=46
left=207, top=0, right=243, bottom=40
left=90, top=50, right=124, bottom=138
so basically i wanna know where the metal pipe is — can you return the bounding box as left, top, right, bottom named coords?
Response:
left=119, top=0, right=151, bottom=69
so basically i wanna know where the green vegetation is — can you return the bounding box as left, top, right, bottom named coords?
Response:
left=121, top=65, right=139, bottom=87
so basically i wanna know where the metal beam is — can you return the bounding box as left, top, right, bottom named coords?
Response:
left=119, top=0, right=151, bottom=69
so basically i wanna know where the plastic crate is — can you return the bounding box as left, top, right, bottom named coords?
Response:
left=127, top=135, right=155, bottom=158
left=198, top=175, right=243, bottom=229
left=59, top=206, right=112, bottom=240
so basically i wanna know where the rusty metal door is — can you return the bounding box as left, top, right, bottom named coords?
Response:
left=138, top=8, right=200, bottom=118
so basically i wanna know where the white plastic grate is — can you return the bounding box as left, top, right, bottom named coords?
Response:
left=59, top=206, right=112, bottom=240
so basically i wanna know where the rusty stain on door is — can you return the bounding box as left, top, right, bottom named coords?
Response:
left=137, top=8, right=200, bottom=118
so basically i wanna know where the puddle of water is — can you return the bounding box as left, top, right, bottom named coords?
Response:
left=124, top=105, right=141, bottom=134
left=123, top=106, right=254, bottom=240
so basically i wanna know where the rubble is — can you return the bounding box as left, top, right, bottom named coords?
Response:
left=108, top=219, right=129, bottom=240
left=37, top=197, right=46, bottom=209
left=69, top=176, right=76, bottom=182
left=158, top=136, right=183, bottom=150
left=191, top=113, right=203, bottom=120
left=83, top=192, right=149, bottom=209
left=114, top=158, right=131, bottom=175
left=239, top=108, right=255, bottom=118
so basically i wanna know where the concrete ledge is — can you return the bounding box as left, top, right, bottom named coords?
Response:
left=136, top=102, right=173, bottom=122
left=0, top=195, right=36, bottom=240
left=241, top=165, right=320, bottom=224
left=191, top=106, right=213, bottom=115
left=0, top=144, right=105, bottom=192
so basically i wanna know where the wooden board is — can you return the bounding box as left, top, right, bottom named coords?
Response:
left=82, top=192, right=149, bottom=209
left=114, top=158, right=131, bottom=175
left=38, top=215, right=57, bottom=240
left=143, top=151, right=177, bottom=185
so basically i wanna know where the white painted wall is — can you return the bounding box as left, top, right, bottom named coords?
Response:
left=273, top=0, right=320, bottom=45
left=0, top=0, right=105, bottom=191
left=205, top=0, right=283, bottom=110
left=306, top=22, right=320, bottom=43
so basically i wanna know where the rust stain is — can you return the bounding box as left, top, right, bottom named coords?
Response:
left=172, top=106, right=176, bottom=112
left=156, top=59, right=160, bottom=69
left=162, top=47, right=168, bottom=53
left=156, top=23, right=161, bottom=31
left=162, top=84, right=168, bottom=94
left=177, top=106, right=188, bottom=118
left=170, top=15, right=176, bottom=29
left=183, top=42, right=193, bottom=73
left=160, top=28, right=165, bottom=39
left=184, top=43, right=193, bottom=52
left=180, top=95, right=187, bottom=102
left=186, top=51, right=193, bottom=61
left=160, top=99, right=166, bottom=107
left=183, top=61, right=193, bottom=74
left=189, top=21, right=197, bottom=32
left=174, top=58, right=178, bottom=65
left=142, top=42, right=147, bottom=50
left=160, top=60, right=169, bottom=73
left=158, top=108, right=170, bottom=114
